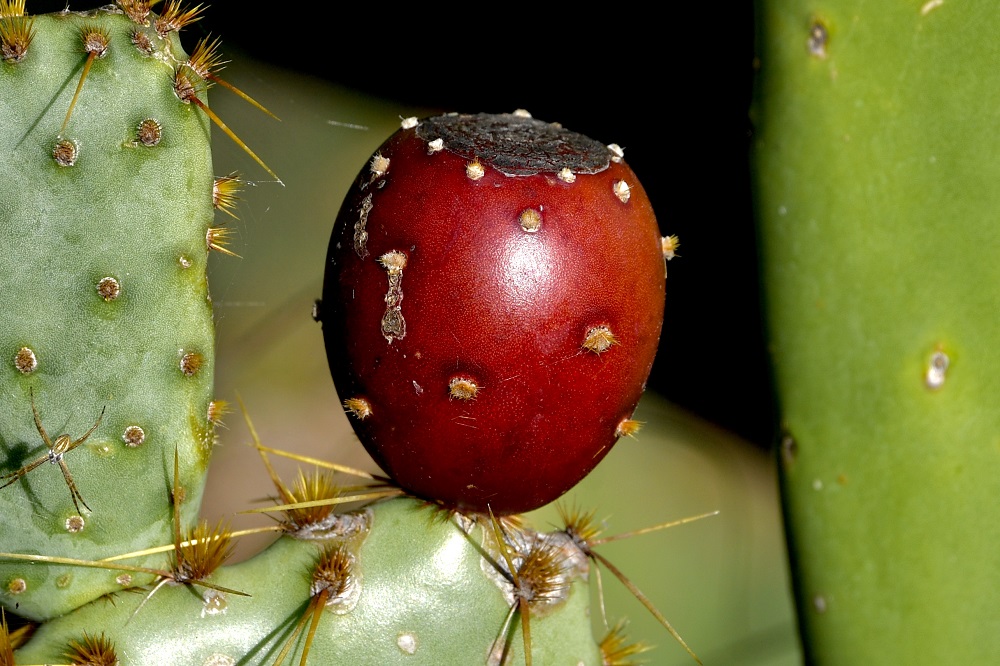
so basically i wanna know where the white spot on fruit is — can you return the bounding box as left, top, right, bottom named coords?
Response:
left=519, top=208, right=542, bottom=233
left=413, top=381, right=423, bottom=395
left=427, top=138, right=444, bottom=154
left=65, top=515, right=85, bottom=533
left=613, top=180, right=631, bottom=203
left=401, top=116, right=419, bottom=129
left=925, top=350, right=949, bottom=390
left=397, top=633, right=418, bottom=655
left=512, top=108, right=532, bottom=118
left=343, top=397, right=372, bottom=420
left=8, top=578, right=26, bottom=595
left=607, top=143, right=625, bottom=162
left=116, top=573, right=132, bottom=586
left=813, top=595, right=828, bottom=613
left=558, top=167, right=576, bottom=183
left=378, top=251, right=408, bottom=342
left=466, top=158, right=485, bottom=181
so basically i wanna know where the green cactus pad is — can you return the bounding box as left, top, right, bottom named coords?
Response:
left=15, top=496, right=602, bottom=665
left=754, top=1, right=1000, bottom=662
left=0, top=7, right=215, bottom=619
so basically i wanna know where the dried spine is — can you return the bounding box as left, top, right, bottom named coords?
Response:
left=273, top=544, right=362, bottom=664
left=0, top=10, right=34, bottom=63
left=207, top=226, right=239, bottom=257
left=583, top=325, right=618, bottom=354
left=118, top=0, right=152, bottom=24
left=60, top=25, right=111, bottom=135
left=343, top=397, right=372, bottom=420
left=212, top=173, right=242, bottom=219
left=154, top=0, right=205, bottom=37
left=615, top=418, right=643, bottom=438
left=64, top=632, right=118, bottom=666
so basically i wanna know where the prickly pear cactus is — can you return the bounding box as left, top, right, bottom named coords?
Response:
left=754, top=1, right=1000, bottom=662
left=0, top=2, right=216, bottom=620
left=0, top=3, right=686, bottom=665
left=13, top=496, right=601, bottom=665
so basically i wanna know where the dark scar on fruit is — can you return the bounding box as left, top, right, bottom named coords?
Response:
left=416, top=113, right=611, bottom=177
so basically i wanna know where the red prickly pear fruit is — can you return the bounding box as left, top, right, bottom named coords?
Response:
left=321, top=112, right=667, bottom=514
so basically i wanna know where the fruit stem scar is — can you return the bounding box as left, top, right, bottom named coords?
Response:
left=378, top=251, right=408, bottom=343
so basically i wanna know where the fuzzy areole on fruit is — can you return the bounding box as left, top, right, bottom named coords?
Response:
left=321, top=111, right=671, bottom=514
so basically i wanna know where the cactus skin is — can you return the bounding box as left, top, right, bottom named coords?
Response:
left=0, top=7, right=215, bottom=619
left=14, top=496, right=602, bottom=665
left=753, top=1, right=1000, bottom=662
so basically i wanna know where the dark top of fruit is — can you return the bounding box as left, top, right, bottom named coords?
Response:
left=415, top=112, right=611, bottom=177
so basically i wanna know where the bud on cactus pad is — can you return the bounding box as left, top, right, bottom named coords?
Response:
left=321, top=112, right=670, bottom=514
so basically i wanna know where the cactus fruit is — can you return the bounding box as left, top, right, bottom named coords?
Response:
left=754, top=1, right=1000, bottom=662
left=321, top=112, right=671, bottom=515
